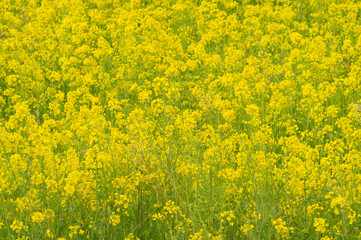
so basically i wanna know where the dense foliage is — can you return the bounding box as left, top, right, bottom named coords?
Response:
left=1, top=0, right=361, bottom=239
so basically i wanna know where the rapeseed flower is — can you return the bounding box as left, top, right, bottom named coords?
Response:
left=1, top=0, right=361, bottom=239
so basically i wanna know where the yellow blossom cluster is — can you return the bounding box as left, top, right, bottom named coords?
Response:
left=1, top=0, right=361, bottom=239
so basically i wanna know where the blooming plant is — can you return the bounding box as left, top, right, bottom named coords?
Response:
left=1, top=0, right=361, bottom=239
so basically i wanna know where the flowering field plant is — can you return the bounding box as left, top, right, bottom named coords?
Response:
left=1, top=0, right=361, bottom=239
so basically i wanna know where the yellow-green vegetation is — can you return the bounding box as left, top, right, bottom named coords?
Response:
left=1, top=0, right=361, bottom=239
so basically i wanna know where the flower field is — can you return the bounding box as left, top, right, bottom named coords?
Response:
left=1, top=0, right=361, bottom=239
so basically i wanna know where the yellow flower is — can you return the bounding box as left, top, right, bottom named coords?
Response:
left=46, top=229, right=54, bottom=238
left=273, top=218, right=293, bottom=239
left=10, top=219, right=28, bottom=233
left=314, top=218, right=329, bottom=234
left=109, top=212, right=121, bottom=226
left=64, top=184, right=75, bottom=197
left=240, top=222, right=254, bottom=235
left=32, top=211, right=45, bottom=224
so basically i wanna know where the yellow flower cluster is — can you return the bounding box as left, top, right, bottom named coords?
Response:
left=1, top=0, right=361, bottom=239
left=314, top=218, right=329, bottom=234
left=273, top=218, right=294, bottom=239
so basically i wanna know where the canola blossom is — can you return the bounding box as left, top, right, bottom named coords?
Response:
left=1, top=0, right=361, bottom=239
